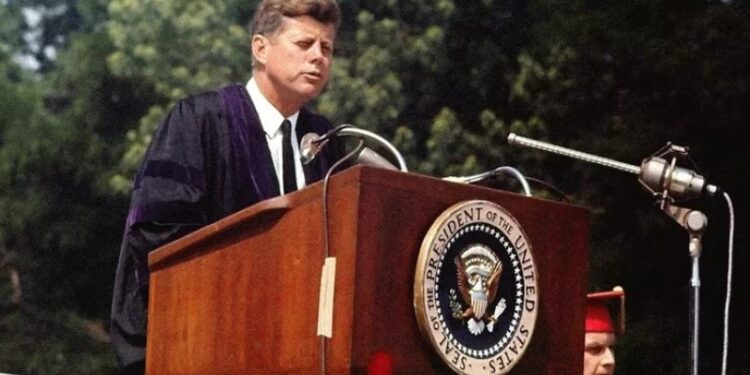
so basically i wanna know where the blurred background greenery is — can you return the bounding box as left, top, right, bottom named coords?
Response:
left=1, top=0, right=748, bottom=373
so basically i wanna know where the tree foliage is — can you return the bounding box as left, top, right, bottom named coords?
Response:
left=105, top=0, right=251, bottom=193
left=1, top=0, right=748, bottom=373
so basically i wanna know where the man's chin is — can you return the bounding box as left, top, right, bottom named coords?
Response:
left=295, top=86, right=325, bottom=102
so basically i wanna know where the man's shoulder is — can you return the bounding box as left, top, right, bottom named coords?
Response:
left=179, top=84, right=241, bottom=110
left=158, top=85, right=243, bottom=133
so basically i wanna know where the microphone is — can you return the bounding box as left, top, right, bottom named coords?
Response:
left=443, top=166, right=533, bottom=197
left=507, top=133, right=718, bottom=200
left=300, top=132, right=325, bottom=165
left=356, top=147, right=400, bottom=171
left=299, top=125, right=408, bottom=172
left=640, top=156, right=717, bottom=199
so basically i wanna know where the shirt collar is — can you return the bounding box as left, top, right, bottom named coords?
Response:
left=246, top=77, right=299, bottom=137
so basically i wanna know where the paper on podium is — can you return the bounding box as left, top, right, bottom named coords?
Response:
left=317, top=257, right=336, bottom=338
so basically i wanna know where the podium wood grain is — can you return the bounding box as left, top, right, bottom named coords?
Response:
left=146, top=165, right=589, bottom=374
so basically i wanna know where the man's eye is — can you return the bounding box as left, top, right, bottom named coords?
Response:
left=585, top=345, right=604, bottom=355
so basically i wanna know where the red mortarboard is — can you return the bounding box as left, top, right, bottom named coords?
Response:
left=586, top=286, right=626, bottom=334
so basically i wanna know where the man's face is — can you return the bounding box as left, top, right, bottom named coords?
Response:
left=583, top=332, right=616, bottom=375
left=253, top=15, right=336, bottom=111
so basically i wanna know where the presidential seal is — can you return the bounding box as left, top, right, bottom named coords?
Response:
left=414, top=200, right=539, bottom=375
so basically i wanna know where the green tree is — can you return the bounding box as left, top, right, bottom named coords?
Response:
left=2, top=0, right=747, bottom=372
left=0, top=55, right=120, bottom=374
left=493, top=2, right=750, bottom=373
left=0, top=0, right=142, bottom=373
left=106, top=0, right=251, bottom=192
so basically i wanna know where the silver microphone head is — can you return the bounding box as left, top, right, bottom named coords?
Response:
left=300, top=132, right=323, bottom=165
left=355, top=147, right=399, bottom=171
left=640, top=157, right=714, bottom=199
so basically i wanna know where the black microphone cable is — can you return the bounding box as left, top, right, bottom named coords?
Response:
left=317, top=139, right=364, bottom=375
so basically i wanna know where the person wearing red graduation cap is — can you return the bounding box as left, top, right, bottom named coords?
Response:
left=584, top=286, right=625, bottom=375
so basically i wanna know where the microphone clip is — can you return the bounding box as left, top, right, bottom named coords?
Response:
left=299, top=125, right=354, bottom=165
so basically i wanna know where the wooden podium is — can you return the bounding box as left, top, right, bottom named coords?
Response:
left=146, top=166, right=589, bottom=374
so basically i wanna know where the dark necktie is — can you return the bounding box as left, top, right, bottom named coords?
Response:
left=281, top=119, right=297, bottom=194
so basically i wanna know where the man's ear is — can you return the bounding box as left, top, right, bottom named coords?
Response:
left=252, top=35, right=269, bottom=66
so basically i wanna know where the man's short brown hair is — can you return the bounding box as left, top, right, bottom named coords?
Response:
left=250, top=0, right=341, bottom=37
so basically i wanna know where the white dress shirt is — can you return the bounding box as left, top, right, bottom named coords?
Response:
left=246, top=78, right=305, bottom=194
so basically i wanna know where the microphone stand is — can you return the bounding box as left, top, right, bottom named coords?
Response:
left=646, top=144, right=709, bottom=375
left=659, top=199, right=707, bottom=375
left=507, top=133, right=712, bottom=375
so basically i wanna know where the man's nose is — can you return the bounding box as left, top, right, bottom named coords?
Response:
left=309, top=42, right=324, bottom=62
left=601, top=347, right=615, bottom=367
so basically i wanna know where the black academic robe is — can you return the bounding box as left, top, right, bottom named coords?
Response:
left=110, top=83, right=342, bottom=369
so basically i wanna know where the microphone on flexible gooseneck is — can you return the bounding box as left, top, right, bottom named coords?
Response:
left=311, top=125, right=408, bottom=344
left=299, top=124, right=408, bottom=172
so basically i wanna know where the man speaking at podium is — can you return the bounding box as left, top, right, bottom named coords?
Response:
left=109, top=1, right=344, bottom=373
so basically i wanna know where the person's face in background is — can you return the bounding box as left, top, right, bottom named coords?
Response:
left=583, top=332, right=616, bottom=375
left=252, top=15, right=336, bottom=115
